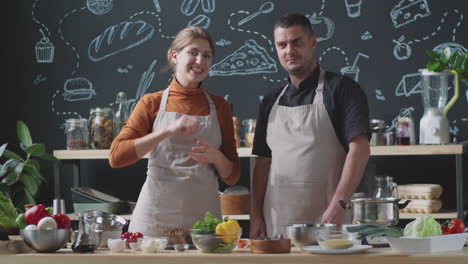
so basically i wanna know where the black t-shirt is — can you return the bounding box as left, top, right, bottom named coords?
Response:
left=252, top=66, right=371, bottom=157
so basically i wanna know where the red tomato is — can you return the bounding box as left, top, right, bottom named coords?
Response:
left=447, top=219, right=465, bottom=234
left=131, top=232, right=143, bottom=239
left=52, top=214, right=71, bottom=229
left=121, top=232, right=133, bottom=239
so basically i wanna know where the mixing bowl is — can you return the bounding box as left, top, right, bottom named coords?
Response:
left=191, top=229, right=241, bottom=253
left=21, top=229, right=72, bottom=253
left=285, top=223, right=336, bottom=247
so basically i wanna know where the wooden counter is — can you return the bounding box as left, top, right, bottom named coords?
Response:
left=3, top=246, right=468, bottom=264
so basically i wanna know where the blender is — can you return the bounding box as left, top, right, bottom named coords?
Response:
left=419, top=69, right=459, bottom=144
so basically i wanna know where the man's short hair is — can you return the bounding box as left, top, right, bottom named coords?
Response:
left=274, top=13, right=315, bottom=36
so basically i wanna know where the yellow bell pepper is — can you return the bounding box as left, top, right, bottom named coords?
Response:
left=215, top=219, right=241, bottom=243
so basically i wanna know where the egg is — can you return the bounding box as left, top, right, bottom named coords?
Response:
left=37, top=217, right=58, bottom=230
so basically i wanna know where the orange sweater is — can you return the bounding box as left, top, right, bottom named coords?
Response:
left=109, top=79, right=240, bottom=186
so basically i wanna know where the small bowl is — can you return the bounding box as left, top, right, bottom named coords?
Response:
left=315, top=228, right=354, bottom=249
left=107, top=238, right=126, bottom=253
left=21, top=229, right=71, bottom=253
left=100, top=230, right=122, bottom=247
left=285, top=223, right=336, bottom=247
left=173, top=243, right=189, bottom=252
left=250, top=239, right=291, bottom=254
left=191, top=229, right=241, bottom=253
left=140, top=237, right=168, bottom=253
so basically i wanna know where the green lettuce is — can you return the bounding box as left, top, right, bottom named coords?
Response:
left=0, top=192, right=19, bottom=228
left=192, top=211, right=222, bottom=234
left=403, top=215, right=442, bottom=237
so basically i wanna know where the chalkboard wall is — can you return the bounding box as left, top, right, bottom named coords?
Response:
left=5, top=1, right=468, bottom=205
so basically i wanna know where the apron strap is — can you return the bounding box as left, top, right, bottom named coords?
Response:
left=312, top=67, right=326, bottom=105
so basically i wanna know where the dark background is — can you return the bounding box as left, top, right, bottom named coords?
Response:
left=4, top=1, right=468, bottom=221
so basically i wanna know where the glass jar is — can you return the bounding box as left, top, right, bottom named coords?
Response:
left=396, top=117, right=410, bottom=145
left=65, top=118, right=89, bottom=150
left=89, top=108, right=114, bottom=149
left=242, top=119, right=256, bottom=148
left=113, top=92, right=128, bottom=138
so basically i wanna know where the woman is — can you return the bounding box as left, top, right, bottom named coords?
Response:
left=109, top=26, right=240, bottom=237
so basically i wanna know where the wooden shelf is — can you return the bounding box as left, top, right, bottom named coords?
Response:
left=67, top=213, right=249, bottom=221
left=400, top=210, right=467, bottom=219
left=53, top=144, right=468, bottom=160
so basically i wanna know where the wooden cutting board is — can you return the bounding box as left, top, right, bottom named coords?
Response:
left=0, top=238, right=32, bottom=254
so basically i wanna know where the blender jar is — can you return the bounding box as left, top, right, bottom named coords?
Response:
left=65, top=118, right=89, bottom=150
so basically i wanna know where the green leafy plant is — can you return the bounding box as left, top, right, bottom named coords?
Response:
left=0, top=121, right=58, bottom=211
left=426, top=47, right=468, bottom=85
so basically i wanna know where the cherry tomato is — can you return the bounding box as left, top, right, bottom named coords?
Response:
left=132, top=232, right=144, bottom=239
left=121, top=232, right=133, bottom=239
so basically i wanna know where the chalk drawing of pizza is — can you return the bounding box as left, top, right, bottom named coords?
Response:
left=210, top=39, right=277, bottom=76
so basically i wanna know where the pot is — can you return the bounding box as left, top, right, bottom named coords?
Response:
left=339, top=198, right=410, bottom=225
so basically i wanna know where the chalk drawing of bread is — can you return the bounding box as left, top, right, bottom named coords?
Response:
left=88, top=20, right=155, bottom=62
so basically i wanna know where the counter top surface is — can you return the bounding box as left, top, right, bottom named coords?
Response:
left=3, top=246, right=468, bottom=264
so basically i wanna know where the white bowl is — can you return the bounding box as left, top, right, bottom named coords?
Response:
left=386, top=233, right=468, bottom=254
left=107, top=238, right=125, bottom=253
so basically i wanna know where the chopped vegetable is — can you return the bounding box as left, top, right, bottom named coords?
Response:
left=192, top=211, right=222, bottom=234
left=403, top=215, right=441, bottom=237
left=0, top=192, right=19, bottom=228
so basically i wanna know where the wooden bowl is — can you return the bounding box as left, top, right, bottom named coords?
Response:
left=250, top=239, right=291, bottom=254
left=219, top=194, right=250, bottom=215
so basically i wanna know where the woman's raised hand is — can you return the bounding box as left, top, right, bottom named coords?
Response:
left=168, top=115, right=200, bottom=136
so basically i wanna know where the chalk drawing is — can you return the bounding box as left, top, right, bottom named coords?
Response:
left=153, top=0, right=161, bottom=12
left=390, top=0, right=431, bottom=28
left=392, top=9, right=463, bottom=60
left=181, top=0, right=201, bottom=16
left=210, top=39, right=277, bottom=76
left=32, top=0, right=51, bottom=36
left=88, top=20, right=155, bottom=62
left=395, top=72, right=421, bottom=97
left=433, top=42, right=467, bottom=54
left=339, top=52, right=369, bottom=82
left=376, top=89, right=386, bottom=101
left=35, top=29, right=55, bottom=63
left=33, top=74, right=47, bottom=85
left=259, top=96, right=264, bottom=102
left=58, top=6, right=87, bottom=76
left=387, top=107, right=415, bottom=133
left=87, top=0, right=113, bottom=15
left=466, top=89, right=468, bottom=104
left=130, top=11, right=175, bottom=39
left=344, top=0, right=363, bottom=18
left=216, top=39, right=231, bottom=46
left=125, top=59, right=158, bottom=117
left=237, top=2, right=274, bottom=26
left=224, top=94, right=230, bottom=101
left=361, top=31, right=373, bottom=40
left=188, top=14, right=211, bottom=29
left=201, top=0, right=216, bottom=13
left=63, top=78, right=96, bottom=102
left=306, top=13, right=335, bottom=42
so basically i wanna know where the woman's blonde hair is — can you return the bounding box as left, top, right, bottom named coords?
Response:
left=166, top=26, right=215, bottom=71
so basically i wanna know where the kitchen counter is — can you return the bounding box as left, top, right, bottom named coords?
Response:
left=3, top=246, right=468, bottom=264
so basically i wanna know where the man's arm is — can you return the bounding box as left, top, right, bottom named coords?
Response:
left=321, top=134, right=370, bottom=225
left=249, top=156, right=271, bottom=238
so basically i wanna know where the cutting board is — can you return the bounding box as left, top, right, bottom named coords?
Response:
left=0, top=238, right=32, bottom=254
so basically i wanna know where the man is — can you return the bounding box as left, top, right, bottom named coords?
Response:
left=250, top=13, right=371, bottom=238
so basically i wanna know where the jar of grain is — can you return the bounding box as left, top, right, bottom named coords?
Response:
left=89, top=108, right=114, bottom=149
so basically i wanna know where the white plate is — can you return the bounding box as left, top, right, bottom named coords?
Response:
left=302, top=245, right=373, bottom=254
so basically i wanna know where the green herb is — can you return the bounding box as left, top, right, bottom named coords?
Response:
left=0, top=192, right=19, bottom=228
left=192, top=211, right=222, bottom=234
left=426, top=47, right=468, bottom=85
left=0, top=121, right=58, bottom=211
left=346, top=224, right=403, bottom=240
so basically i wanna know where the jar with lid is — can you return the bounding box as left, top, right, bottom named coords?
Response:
left=65, top=118, right=89, bottom=150
left=396, top=117, right=410, bottom=145
left=89, top=108, right=114, bottom=149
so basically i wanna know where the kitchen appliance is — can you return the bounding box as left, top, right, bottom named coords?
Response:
left=339, top=198, right=410, bottom=225
left=419, top=69, right=459, bottom=144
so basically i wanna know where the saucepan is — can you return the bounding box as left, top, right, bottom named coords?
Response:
left=339, top=198, right=411, bottom=225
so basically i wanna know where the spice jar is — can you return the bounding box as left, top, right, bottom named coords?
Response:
left=89, top=108, right=114, bottom=149
left=65, top=118, right=89, bottom=150
left=396, top=117, right=410, bottom=145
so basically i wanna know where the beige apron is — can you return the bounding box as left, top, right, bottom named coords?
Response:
left=263, top=68, right=347, bottom=237
left=129, top=87, right=222, bottom=237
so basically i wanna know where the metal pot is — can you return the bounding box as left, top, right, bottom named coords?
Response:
left=339, top=198, right=410, bottom=225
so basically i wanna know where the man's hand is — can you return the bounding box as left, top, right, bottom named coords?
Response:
left=249, top=214, right=267, bottom=239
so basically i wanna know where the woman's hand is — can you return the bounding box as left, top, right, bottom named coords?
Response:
left=167, top=115, right=200, bottom=136
left=189, top=138, right=220, bottom=164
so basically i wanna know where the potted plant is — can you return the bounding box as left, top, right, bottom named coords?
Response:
left=426, top=47, right=468, bottom=85
left=0, top=121, right=58, bottom=211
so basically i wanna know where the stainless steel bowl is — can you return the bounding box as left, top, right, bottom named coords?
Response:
left=79, top=210, right=127, bottom=231
left=285, top=224, right=336, bottom=247
left=21, top=229, right=72, bottom=253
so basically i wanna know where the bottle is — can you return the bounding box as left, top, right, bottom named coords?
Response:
left=113, top=92, right=128, bottom=138
left=396, top=117, right=410, bottom=145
